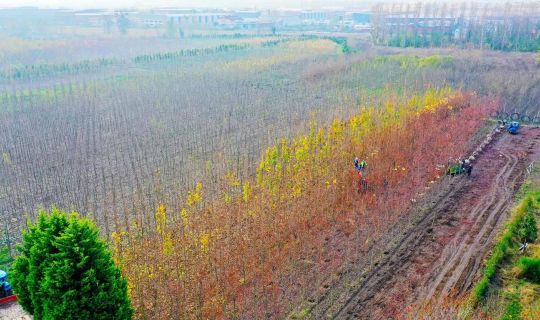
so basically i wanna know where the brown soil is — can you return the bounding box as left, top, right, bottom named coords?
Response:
left=302, top=127, right=540, bottom=319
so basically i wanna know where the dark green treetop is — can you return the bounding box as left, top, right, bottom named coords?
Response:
left=11, top=208, right=133, bottom=320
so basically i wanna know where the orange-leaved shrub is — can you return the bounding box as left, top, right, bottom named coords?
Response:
left=111, top=88, right=497, bottom=319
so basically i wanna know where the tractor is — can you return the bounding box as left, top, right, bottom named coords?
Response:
left=447, top=159, right=472, bottom=177
left=0, top=269, right=15, bottom=304
left=447, top=163, right=464, bottom=176
left=507, top=121, right=520, bottom=134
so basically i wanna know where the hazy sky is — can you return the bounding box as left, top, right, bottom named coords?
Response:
left=0, top=0, right=375, bottom=10
left=0, top=0, right=521, bottom=10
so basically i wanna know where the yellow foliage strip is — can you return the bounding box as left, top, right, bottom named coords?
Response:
left=254, top=87, right=460, bottom=198
left=220, top=40, right=338, bottom=72
left=187, top=182, right=203, bottom=206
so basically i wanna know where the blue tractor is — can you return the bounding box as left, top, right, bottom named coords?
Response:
left=0, top=269, right=13, bottom=299
left=507, top=121, right=520, bottom=134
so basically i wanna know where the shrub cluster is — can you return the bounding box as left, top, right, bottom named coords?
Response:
left=470, top=194, right=539, bottom=304
left=11, top=208, right=133, bottom=320
left=517, top=257, right=540, bottom=283
left=326, top=37, right=353, bottom=54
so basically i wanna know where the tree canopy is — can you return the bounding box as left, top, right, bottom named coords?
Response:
left=11, top=208, right=133, bottom=320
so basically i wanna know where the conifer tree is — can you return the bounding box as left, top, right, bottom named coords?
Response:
left=11, top=208, right=133, bottom=320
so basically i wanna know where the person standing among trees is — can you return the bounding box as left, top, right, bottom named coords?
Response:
left=354, top=157, right=367, bottom=171
left=354, top=157, right=368, bottom=192
left=463, top=159, right=473, bottom=177
left=354, top=157, right=360, bottom=171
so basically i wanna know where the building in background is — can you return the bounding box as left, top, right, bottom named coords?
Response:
left=72, top=9, right=115, bottom=28
left=0, top=6, right=374, bottom=36
left=234, top=10, right=262, bottom=19
left=351, top=12, right=371, bottom=24
left=269, top=9, right=303, bottom=27
left=170, top=13, right=230, bottom=27
left=370, top=2, right=540, bottom=51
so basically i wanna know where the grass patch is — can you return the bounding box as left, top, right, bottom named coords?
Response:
left=470, top=194, right=539, bottom=304
left=502, top=292, right=522, bottom=320
left=290, top=308, right=311, bottom=319
left=468, top=167, right=540, bottom=319
left=517, top=257, right=540, bottom=283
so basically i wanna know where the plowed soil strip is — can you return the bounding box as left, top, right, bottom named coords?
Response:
left=305, top=127, right=540, bottom=319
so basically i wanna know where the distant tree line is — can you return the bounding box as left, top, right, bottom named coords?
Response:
left=371, top=1, right=540, bottom=52
left=0, top=43, right=257, bottom=80
left=102, top=13, right=130, bottom=35
left=1, top=39, right=333, bottom=80
left=132, top=43, right=251, bottom=63
left=260, top=35, right=318, bottom=48
left=0, top=58, right=120, bottom=81
left=325, top=37, right=353, bottom=53
left=189, top=33, right=275, bottom=39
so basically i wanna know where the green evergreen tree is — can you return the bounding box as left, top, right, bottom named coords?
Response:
left=11, top=208, right=133, bottom=320
left=11, top=209, right=69, bottom=319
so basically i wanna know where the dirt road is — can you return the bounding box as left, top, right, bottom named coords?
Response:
left=304, top=127, right=540, bottom=319
left=0, top=301, right=30, bottom=320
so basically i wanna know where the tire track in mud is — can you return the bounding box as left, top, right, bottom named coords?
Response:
left=332, top=183, right=469, bottom=320
left=421, top=131, right=540, bottom=304
left=415, top=130, right=540, bottom=308
left=424, top=152, right=518, bottom=301
left=306, top=127, right=540, bottom=320
left=304, top=171, right=469, bottom=319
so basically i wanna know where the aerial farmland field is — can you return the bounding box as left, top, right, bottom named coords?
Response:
left=1, top=2, right=540, bottom=320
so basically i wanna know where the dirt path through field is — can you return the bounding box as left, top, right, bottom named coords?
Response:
left=304, top=127, right=540, bottom=319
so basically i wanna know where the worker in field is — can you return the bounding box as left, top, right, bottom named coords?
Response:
left=463, top=159, right=473, bottom=177
left=354, top=157, right=367, bottom=171
left=356, top=170, right=366, bottom=193
left=354, top=157, right=368, bottom=192
left=360, top=159, right=367, bottom=170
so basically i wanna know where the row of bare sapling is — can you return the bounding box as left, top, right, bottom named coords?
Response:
left=110, top=88, right=497, bottom=319
left=467, top=122, right=506, bottom=164
left=0, top=50, right=463, bottom=247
